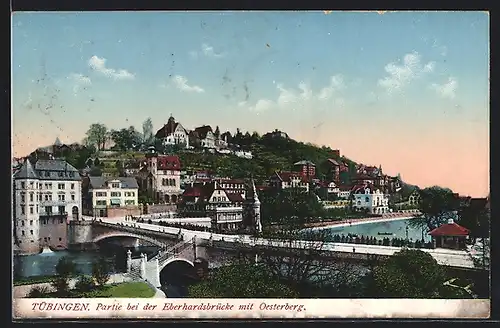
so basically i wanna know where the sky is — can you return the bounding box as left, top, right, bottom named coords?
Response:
left=11, top=11, right=489, bottom=197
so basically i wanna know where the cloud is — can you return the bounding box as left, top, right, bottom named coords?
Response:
left=172, top=75, right=205, bottom=93
left=431, top=77, right=458, bottom=99
left=243, top=75, right=345, bottom=112
left=190, top=43, right=225, bottom=59
left=68, top=73, right=91, bottom=96
left=377, top=51, right=435, bottom=94
left=88, top=55, right=135, bottom=80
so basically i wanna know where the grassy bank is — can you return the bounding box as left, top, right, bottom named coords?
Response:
left=14, top=275, right=67, bottom=286
left=28, top=282, right=156, bottom=298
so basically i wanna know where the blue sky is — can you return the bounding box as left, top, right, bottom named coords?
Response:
left=11, top=11, right=490, bottom=196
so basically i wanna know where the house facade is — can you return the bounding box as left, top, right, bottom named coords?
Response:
left=191, top=125, right=217, bottom=149
left=138, top=147, right=182, bottom=204
left=154, top=115, right=190, bottom=148
left=293, top=160, right=316, bottom=180
left=351, top=185, right=390, bottom=214
left=84, top=177, right=140, bottom=218
left=269, top=171, right=310, bottom=192
left=13, top=159, right=82, bottom=255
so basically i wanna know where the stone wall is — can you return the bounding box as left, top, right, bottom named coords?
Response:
left=67, top=220, right=95, bottom=250
left=145, top=203, right=177, bottom=214
left=107, top=206, right=141, bottom=218
left=39, top=219, right=68, bottom=250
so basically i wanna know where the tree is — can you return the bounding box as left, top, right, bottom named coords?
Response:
left=188, top=262, right=298, bottom=298
left=85, top=123, right=108, bottom=150
left=92, top=257, right=111, bottom=286
left=410, top=186, right=459, bottom=232
left=142, top=117, right=154, bottom=145
left=110, top=126, right=142, bottom=151
left=75, top=274, right=95, bottom=293
left=368, top=249, right=468, bottom=298
left=51, top=257, right=76, bottom=296
left=214, top=125, right=220, bottom=138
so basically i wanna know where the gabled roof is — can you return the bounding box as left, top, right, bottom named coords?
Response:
left=14, top=159, right=38, bottom=179
left=225, top=192, right=244, bottom=202
left=428, top=221, right=470, bottom=237
left=272, top=171, right=308, bottom=183
left=326, top=158, right=340, bottom=166
left=88, top=176, right=139, bottom=189
left=193, top=125, right=213, bottom=139
left=155, top=120, right=187, bottom=139
left=156, top=155, right=181, bottom=171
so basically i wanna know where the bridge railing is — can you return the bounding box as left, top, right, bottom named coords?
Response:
left=150, top=238, right=195, bottom=265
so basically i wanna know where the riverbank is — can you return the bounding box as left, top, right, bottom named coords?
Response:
left=305, top=214, right=418, bottom=230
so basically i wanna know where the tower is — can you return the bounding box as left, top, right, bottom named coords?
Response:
left=14, top=159, right=41, bottom=254
left=243, top=178, right=262, bottom=233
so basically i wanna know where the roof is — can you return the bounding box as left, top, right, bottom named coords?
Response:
left=88, top=176, right=139, bottom=189
left=14, top=160, right=38, bottom=179
left=272, top=171, right=308, bottom=183
left=294, top=160, right=316, bottom=166
left=54, top=137, right=62, bottom=146
left=14, top=159, right=81, bottom=181
left=155, top=118, right=187, bottom=139
left=156, top=155, right=181, bottom=171
left=428, top=222, right=470, bottom=237
left=338, top=185, right=352, bottom=191
left=353, top=174, right=376, bottom=181
left=225, top=192, right=244, bottom=202
left=326, top=158, right=340, bottom=166
left=182, top=186, right=204, bottom=197
left=217, top=178, right=245, bottom=185
left=193, top=125, right=213, bottom=139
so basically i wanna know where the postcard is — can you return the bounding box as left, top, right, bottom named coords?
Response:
left=12, top=10, right=490, bottom=320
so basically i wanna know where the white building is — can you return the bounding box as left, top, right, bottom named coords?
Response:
left=191, top=125, right=217, bottom=149
left=13, top=159, right=82, bottom=255
left=269, top=171, right=310, bottom=192
left=154, top=115, right=190, bottom=148
left=138, top=147, right=182, bottom=204
left=352, top=185, right=390, bottom=214
left=85, top=177, right=139, bottom=217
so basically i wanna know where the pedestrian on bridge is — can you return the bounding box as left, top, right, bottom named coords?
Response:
left=352, top=247, right=356, bottom=253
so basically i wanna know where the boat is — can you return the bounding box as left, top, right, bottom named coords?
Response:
left=377, top=232, right=394, bottom=236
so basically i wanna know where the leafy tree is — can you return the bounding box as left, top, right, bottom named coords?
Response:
left=368, top=249, right=467, bottom=298
left=410, top=186, right=459, bottom=232
left=85, top=123, right=108, bottom=150
left=110, top=126, right=142, bottom=151
left=92, top=257, right=111, bottom=286
left=188, top=263, right=298, bottom=298
left=214, top=125, right=220, bottom=138
left=51, top=257, right=76, bottom=296
left=142, top=117, right=154, bottom=145
left=75, top=275, right=95, bottom=293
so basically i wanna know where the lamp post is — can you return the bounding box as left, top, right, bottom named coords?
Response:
left=405, top=224, right=409, bottom=240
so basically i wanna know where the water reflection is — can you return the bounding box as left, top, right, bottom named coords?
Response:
left=324, top=219, right=429, bottom=242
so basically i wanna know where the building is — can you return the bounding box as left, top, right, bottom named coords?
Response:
left=408, top=189, right=422, bottom=207
left=13, top=159, right=82, bottom=255
left=428, top=219, right=470, bottom=249
left=179, top=181, right=245, bottom=232
left=83, top=176, right=140, bottom=218
left=154, top=115, right=190, bottom=148
left=293, top=160, right=316, bottom=180
left=243, top=179, right=262, bottom=233
left=190, top=125, right=217, bottom=149
left=351, top=184, right=390, bottom=214
left=269, top=171, right=310, bottom=192
left=263, top=129, right=289, bottom=139
left=323, top=158, right=341, bottom=182
left=316, top=181, right=340, bottom=200
left=337, top=185, right=352, bottom=199
left=137, top=147, right=182, bottom=204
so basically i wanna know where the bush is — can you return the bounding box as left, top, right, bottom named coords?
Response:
left=51, top=277, right=70, bottom=296
left=55, top=257, right=76, bottom=277
left=92, top=258, right=111, bottom=286
left=27, top=285, right=51, bottom=298
left=75, top=275, right=95, bottom=293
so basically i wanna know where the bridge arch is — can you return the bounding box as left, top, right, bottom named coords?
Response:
left=92, top=232, right=165, bottom=248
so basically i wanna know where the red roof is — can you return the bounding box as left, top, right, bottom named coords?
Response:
left=225, top=192, right=244, bottom=202
left=182, top=186, right=203, bottom=197
left=428, top=222, right=470, bottom=237
left=156, top=155, right=181, bottom=170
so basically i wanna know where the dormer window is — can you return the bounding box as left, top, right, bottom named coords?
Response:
left=45, top=171, right=50, bottom=177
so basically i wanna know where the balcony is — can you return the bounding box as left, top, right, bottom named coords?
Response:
left=39, top=199, right=68, bottom=206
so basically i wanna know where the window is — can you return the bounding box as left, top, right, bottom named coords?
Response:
left=96, top=192, right=107, bottom=197
left=111, top=183, right=120, bottom=188
left=59, top=237, right=62, bottom=241
left=125, top=200, right=135, bottom=205
left=71, top=194, right=75, bottom=201
left=58, top=206, right=65, bottom=214
left=365, top=197, right=369, bottom=203
left=58, top=183, right=65, bottom=190
left=59, top=218, right=63, bottom=224
left=58, top=172, right=63, bottom=177
left=71, top=183, right=75, bottom=189
left=21, top=182, right=25, bottom=189
left=44, top=237, right=47, bottom=242
left=30, top=219, right=33, bottom=225
left=29, top=207, right=34, bottom=214
left=21, top=193, right=25, bottom=202
left=21, top=231, right=25, bottom=236
left=58, top=194, right=66, bottom=201
left=21, top=207, right=25, bottom=215
left=110, top=192, right=121, bottom=197
left=30, top=230, right=33, bottom=235
left=30, top=182, right=34, bottom=188
left=21, top=221, right=25, bottom=226
left=45, top=206, right=52, bottom=214
left=45, top=171, right=50, bottom=177
left=96, top=200, right=107, bottom=206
